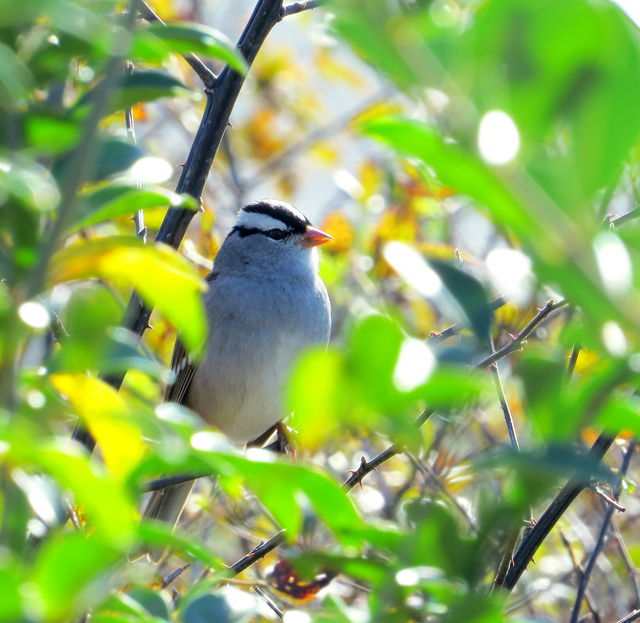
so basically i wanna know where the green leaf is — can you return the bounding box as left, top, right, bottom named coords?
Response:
left=25, top=114, right=81, bottom=155
left=0, top=553, right=22, bottom=621
left=428, top=259, right=492, bottom=345
left=126, top=587, right=171, bottom=620
left=54, top=137, right=144, bottom=185
left=9, top=438, right=137, bottom=546
left=137, top=520, right=224, bottom=569
left=133, top=23, right=247, bottom=74
left=181, top=594, right=239, bottom=623
left=70, top=184, right=198, bottom=233
left=31, top=532, right=121, bottom=620
left=361, top=117, right=541, bottom=244
left=76, top=69, right=190, bottom=117
left=50, top=236, right=206, bottom=354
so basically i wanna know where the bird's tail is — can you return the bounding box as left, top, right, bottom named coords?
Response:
left=139, top=481, right=195, bottom=563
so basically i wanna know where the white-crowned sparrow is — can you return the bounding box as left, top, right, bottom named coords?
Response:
left=143, top=199, right=332, bottom=553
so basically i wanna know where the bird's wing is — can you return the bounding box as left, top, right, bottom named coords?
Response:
left=164, top=271, right=218, bottom=404
left=164, top=337, right=197, bottom=404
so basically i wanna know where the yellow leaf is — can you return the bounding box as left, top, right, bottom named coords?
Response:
left=51, top=374, right=146, bottom=480
left=50, top=236, right=206, bottom=354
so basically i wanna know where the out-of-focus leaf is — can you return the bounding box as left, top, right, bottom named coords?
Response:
left=287, top=348, right=346, bottom=449
left=137, top=520, right=224, bottom=569
left=49, top=237, right=206, bottom=354
left=464, top=0, right=640, bottom=206
left=597, top=397, right=640, bottom=436
left=0, top=43, right=33, bottom=109
left=70, top=185, right=198, bottom=233
left=51, top=374, right=146, bottom=480
left=132, top=23, right=247, bottom=73
left=361, top=117, right=542, bottom=244
left=0, top=551, right=22, bottom=621
left=76, top=69, right=190, bottom=117
left=428, top=259, right=492, bottom=345
left=54, top=138, right=144, bottom=185
left=126, top=587, right=171, bottom=620
left=482, top=444, right=616, bottom=488
left=31, top=532, right=120, bottom=621
left=180, top=592, right=254, bottom=623
left=25, top=114, right=81, bottom=155
left=9, top=438, right=136, bottom=547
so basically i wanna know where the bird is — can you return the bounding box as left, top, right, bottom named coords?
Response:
left=143, top=199, right=332, bottom=557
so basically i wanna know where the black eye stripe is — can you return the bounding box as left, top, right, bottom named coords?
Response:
left=231, top=225, right=292, bottom=240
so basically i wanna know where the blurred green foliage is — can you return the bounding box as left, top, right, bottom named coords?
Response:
left=0, top=0, right=639, bottom=621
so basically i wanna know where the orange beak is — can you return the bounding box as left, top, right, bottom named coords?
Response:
left=299, top=226, right=333, bottom=248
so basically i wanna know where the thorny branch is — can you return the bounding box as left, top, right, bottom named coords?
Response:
left=569, top=441, right=636, bottom=623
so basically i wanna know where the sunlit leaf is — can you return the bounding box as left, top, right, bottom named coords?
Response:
left=49, top=236, right=206, bottom=354
left=76, top=69, right=190, bottom=117
left=70, top=184, right=198, bottom=233
left=8, top=438, right=137, bottom=547
left=51, top=374, right=146, bottom=480
left=133, top=23, right=247, bottom=73
left=31, top=532, right=121, bottom=621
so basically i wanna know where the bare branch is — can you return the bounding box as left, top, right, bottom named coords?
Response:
left=570, top=441, right=636, bottom=623
left=281, top=0, right=322, bottom=17
left=474, top=299, right=568, bottom=369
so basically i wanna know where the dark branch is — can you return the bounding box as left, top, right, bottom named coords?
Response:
left=500, top=432, right=618, bottom=590
left=474, top=299, right=567, bottom=369
left=570, top=441, right=636, bottom=623
left=229, top=530, right=286, bottom=574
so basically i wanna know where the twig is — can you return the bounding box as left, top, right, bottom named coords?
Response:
left=229, top=530, right=286, bottom=574
left=474, top=299, right=568, bottom=369
left=429, top=296, right=506, bottom=343
left=569, top=441, right=636, bottom=623
left=138, top=1, right=217, bottom=88
left=281, top=0, right=322, bottom=17
left=616, top=610, right=640, bottom=623
left=610, top=521, right=640, bottom=607
left=500, top=432, right=617, bottom=591
left=591, top=484, right=626, bottom=512
left=567, top=344, right=580, bottom=380
left=124, top=62, right=147, bottom=243
left=559, top=531, right=601, bottom=623
left=610, top=208, right=640, bottom=227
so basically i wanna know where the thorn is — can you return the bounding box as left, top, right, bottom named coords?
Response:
left=178, top=163, right=186, bottom=168
left=509, top=333, right=520, bottom=340
left=430, top=330, right=442, bottom=337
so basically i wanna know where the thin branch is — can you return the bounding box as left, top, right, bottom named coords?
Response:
left=610, top=208, right=640, bottom=227
left=124, top=62, right=147, bottom=243
left=138, top=1, right=217, bottom=88
left=570, top=441, right=636, bottom=623
left=591, top=484, right=626, bottom=512
left=617, top=610, right=640, bottom=623
left=559, top=531, right=601, bottom=623
left=474, top=299, right=568, bottom=369
left=281, top=0, right=322, bottom=17
left=567, top=344, right=580, bottom=380
left=429, top=296, right=506, bottom=343
left=500, top=432, right=618, bottom=591
left=229, top=530, right=286, bottom=574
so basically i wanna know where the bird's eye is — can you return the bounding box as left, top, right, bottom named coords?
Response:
left=266, top=229, right=286, bottom=240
